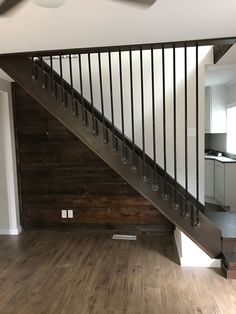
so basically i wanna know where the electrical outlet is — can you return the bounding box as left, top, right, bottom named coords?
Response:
left=61, top=210, right=67, bottom=218
left=68, top=209, right=73, bottom=218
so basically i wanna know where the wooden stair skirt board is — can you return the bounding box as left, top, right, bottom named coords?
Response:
left=221, top=238, right=236, bottom=279
left=221, top=253, right=236, bottom=280
left=0, top=55, right=222, bottom=258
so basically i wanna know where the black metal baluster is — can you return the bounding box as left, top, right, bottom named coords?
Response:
left=108, top=51, right=117, bottom=153
left=69, top=54, right=78, bottom=117
left=59, top=55, right=65, bottom=107
left=173, top=46, right=179, bottom=209
left=183, top=45, right=189, bottom=218
left=60, top=55, right=68, bottom=109
left=193, top=43, right=200, bottom=227
left=119, top=50, right=128, bottom=163
left=78, top=54, right=88, bottom=126
left=31, top=57, right=36, bottom=81
left=140, top=48, right=147, bottom=182
left=129, top=49, right=136, bottom=172
left=88, top=53, right=97, bottom=134
left=50, top=56, right=55, bottom=97
left=162, top=46, right=169, bottom=200
left=40, top=56, right=45, bottom=89
left=151, top=47, right=159, bottom=191
left=98, top=52, right=108, bottom=144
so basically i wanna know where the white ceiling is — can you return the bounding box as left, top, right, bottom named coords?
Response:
left=0, top=0, right=236, bottom=54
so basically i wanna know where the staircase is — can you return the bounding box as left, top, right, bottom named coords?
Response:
left=1, top=38, right=236, bottom=277
left=206, top=211, right=236, bottom=279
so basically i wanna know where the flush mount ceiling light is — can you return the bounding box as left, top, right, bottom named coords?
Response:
left=33, top=0, right=66, bottom=8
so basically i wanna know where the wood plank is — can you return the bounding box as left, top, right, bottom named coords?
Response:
left=214, top=44, right=233, bottom=63
left=0, top=230, right=236, bottom=313
left=12, top=83, right=171, bottom=227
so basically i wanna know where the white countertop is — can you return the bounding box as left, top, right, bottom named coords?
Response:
left=205, top=155, right=236, bottom=163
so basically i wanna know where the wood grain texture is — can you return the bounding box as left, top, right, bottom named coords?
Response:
left=13, top=83, right=170, bottom=228
left=0, top=229, right=236, bottom=314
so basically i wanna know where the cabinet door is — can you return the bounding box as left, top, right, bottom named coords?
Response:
left=215, top=161, right=225, bottom=205
left=210, top=86, right=227, bottom=134
left=205, top=159, right=214, bottom=197
left=205, top=87, right=211, bottom=133
left=225, top=164, right=236, bottom=210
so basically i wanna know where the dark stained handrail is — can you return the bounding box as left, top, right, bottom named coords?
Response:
left=2, top=36, right=236, bottom=57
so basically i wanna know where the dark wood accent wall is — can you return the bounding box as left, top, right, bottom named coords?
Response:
left=12, top=83, right=171, bottom=228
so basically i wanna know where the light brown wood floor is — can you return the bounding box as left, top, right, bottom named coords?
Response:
left=0, top=229, right=236, bottom=314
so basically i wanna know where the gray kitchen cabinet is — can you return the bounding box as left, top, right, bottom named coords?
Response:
left=205, top=159, right=214, bottom=197
left=215, top=161, right=225, bottom=205
left=225, top=164, right=236, bottom=210
left=214, top=161, right=236, bottom=210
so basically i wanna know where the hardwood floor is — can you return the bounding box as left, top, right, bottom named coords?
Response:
left=0, top=230, right=236, bottom=314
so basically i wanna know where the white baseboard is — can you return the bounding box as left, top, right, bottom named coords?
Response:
left=0, top=226, right=22, bottom=235
left=174, top=229, right=221, bottom=268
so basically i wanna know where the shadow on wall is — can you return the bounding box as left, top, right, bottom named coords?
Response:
left=110, top=0, right=157, bottom=8
left=0, top=0, right=24, bottom=15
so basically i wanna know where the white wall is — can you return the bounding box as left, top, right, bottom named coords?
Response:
left=48, top=45, right=213, bottom=203
left=0, top=79, right=21, bottom=235
left=0, top=0, right=236, bottom=54
left=174, top=228, right=221, bottom=267
left=227, top=81, right=236, bottom=106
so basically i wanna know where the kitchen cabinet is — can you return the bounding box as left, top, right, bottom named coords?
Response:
left=205, top=86, right=227, bottom=134
left=214, top=161, right=236, bottom=210
left=205, top=159, right=214, bottom=197
left=215, top=161, right=225, bottom=205
left=205, top=156, right=236, bottom=210
left=225, top=164, right=236, bottom=210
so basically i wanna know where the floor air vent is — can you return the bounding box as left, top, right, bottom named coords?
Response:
left=112, top=234, right=137, bottom=241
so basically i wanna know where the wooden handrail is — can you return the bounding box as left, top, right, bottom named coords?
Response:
left=0, top=36, right=236, bottom=57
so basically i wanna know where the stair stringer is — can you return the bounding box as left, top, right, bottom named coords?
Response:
left=0, top=55, right=222, bottom=258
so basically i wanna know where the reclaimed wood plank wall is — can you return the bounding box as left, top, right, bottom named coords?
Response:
left=12, top=83, right=171, bottom=228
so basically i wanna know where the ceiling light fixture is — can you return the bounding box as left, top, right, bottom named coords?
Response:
left=33, top=0, right=66, bottom=8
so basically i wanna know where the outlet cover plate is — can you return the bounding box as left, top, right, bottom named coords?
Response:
left=61, top=210, right=67, bottom=218
left=68, top=210, right=73, bottom=218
